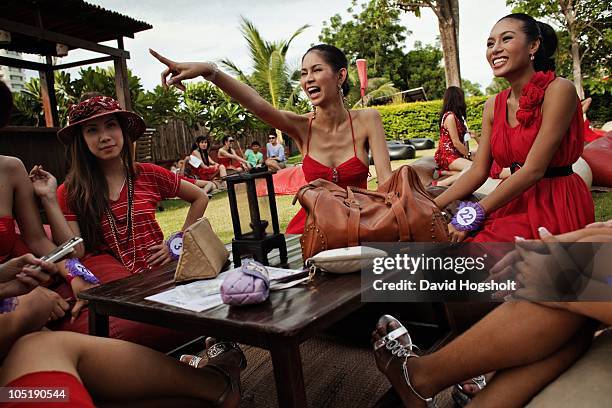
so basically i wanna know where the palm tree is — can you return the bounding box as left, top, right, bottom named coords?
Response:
left=221, top=17, right=310, bottom=142
left=352, top=78, right=401, bottom=108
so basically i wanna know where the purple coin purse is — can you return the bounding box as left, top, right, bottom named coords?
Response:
left=220, top=259, right=270, bottom=305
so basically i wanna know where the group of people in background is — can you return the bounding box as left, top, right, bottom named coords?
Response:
left=0, top=8, right=607, bottom=407
left=171, top=131, right=288, bottom=195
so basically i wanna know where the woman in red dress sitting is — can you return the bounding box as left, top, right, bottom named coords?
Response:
left=435, top=13, right=594, bottom=242
left=189, top=135, right=227, bottom=181
left=150, top=44, right=392, bottom=234
left=433, top=86, right=473, bottom=187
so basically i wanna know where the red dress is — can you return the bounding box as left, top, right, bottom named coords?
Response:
left=470, top=71, right=594, bottom=242
left=434, top=112, right=467, bottom=171
left=286, top=112, right=369, bottom=234
left=4, top=371, right=94, bottom=408
left=0, top=216, right=29, bottom=262
left=53, top=164, right=194, bottom=351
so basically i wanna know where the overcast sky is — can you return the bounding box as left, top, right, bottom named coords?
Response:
left=44, top=0, right=513, bottom=91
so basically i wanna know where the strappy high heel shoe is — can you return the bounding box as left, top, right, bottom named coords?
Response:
left=374, top=316, right=437, bottom=408
left=180, top=341, right=247, bottom=407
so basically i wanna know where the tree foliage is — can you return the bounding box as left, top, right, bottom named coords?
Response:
left=461, top=79, right=483, bottom=97
left=485, top=77, right=511, bottom=95
left=404, top=41, right=446, bottom=99
left=507, top=0, right=612, bottom=96
left=394, top=0, right=462, bottom=87
left=222, top=16, right=310, bottom=113
left=319, top=0, right=410, bottom=90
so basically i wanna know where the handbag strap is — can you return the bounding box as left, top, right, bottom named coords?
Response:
left=347, top=186, right=411, bottom=242
left=391, top=199, right=411, bottom=241
left=346, top=188, right=361, bottom=247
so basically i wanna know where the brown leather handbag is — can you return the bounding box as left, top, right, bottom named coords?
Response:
left=295, top=165, right=449, bottom=260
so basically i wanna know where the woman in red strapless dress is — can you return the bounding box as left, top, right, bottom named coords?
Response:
left=151, top=44, right=393, bottom=235
left=435, top=19, right=593, bottom=242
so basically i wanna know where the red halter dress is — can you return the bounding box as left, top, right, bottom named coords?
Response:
left=286, top=112, right=369, bottom=234
left=469, top=71, right=594, bottom=242
left=0, top=216, right=29, bottom=262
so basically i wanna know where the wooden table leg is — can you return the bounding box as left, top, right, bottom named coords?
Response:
left=88, top=307, right=109, bottom=337
left=270, top=340, right=307, bottom=408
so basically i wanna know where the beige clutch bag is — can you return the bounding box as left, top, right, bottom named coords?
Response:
left=174, top=217, right=229, bottom=282
left=305, top=246, right=388, bottom=274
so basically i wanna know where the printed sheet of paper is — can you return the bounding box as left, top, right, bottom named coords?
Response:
left=188, top=154, right=203, bottom=168
left=145, top=266, right=303, bottom=312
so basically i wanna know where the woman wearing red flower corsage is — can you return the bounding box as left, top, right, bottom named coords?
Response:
left=435, top=13, right=594, bottom=243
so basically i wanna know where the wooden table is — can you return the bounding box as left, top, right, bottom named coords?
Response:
left=80, top=236, right=367, bottom=408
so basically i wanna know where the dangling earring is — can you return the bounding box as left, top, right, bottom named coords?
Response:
left=312, top=105, right=317, bottom=118
left=529, top=53, right=534, bottom=61
left=339, top=87, right=344, bottom=99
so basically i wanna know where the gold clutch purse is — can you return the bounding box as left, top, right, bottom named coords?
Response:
left=174, top=217, right=229, bottom=282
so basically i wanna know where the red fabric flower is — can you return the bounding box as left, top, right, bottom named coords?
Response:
left=516, top=71, right=556, bottom=127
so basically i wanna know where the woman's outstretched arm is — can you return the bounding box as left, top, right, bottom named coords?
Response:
left=150, top=49, right=309, bottom=151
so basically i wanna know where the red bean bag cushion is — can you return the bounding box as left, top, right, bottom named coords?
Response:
left=583, top=133, right=612, bottom=187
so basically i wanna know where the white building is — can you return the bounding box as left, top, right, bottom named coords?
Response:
left=0, top=50, right=26, bottom=92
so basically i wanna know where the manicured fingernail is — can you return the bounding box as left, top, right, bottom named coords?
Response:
left=538, top=227, right=551, bottom=237
left=16, top=273, right=26, bottom=278
left=514, top=236, right=525, bottom=242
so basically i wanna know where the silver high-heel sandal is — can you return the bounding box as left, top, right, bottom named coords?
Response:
left=375, top=322, right=437, bottom=408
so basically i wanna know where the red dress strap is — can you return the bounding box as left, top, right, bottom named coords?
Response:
left=306, top=114, right=314, bottom=154
left=347, top=110, right=357, bottom=156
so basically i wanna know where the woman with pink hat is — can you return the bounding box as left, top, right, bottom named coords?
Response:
left=32, top=93, right=209, bottom=349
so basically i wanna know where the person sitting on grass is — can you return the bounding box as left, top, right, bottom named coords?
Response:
left=189, top=135, right=228, bottom=182
left=265, top=132, right=287, bottom=171
left=433, top=86, right=473, bottom=187
left=217, top=136, right=250, bottom=172
left=245, top=140, right=264, bottom=168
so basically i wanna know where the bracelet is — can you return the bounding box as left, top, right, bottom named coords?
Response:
left=203, top=62, right=219, bottom=82
left=166, top=231, right=184, bottom=261
left=0, top=297, right=18, bottom=314
left=66, top=258, right=100, bottom=285
left=451, top=201, right=486, bottom=232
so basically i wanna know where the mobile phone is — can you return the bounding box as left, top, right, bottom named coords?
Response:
left=39, top=237, right=83, bottom=263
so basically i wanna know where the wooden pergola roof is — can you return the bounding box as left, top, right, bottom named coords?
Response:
left=1, top=0, right=151, bottom=57
left=0, top=1, right=153, bottom=183
left=0, top=0, right=153, bottom=125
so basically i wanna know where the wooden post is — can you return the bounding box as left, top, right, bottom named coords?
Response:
left=114, top=37, right=131, bottom=111
left=39, top=56, right=59, bottom=127
left=113, top=57, right=131, bottom=111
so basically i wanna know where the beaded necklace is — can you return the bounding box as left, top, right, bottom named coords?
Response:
left=105, top=173, right=137, bottom=270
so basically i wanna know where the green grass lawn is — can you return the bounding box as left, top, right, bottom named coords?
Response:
left=158, top=146, right=611, bottom=242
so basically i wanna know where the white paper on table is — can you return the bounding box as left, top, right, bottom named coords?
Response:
left=145, top=266, right=303, bottom=312
left=188, top=154, right=202, bottom=168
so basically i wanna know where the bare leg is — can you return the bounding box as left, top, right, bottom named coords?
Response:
left=373, top=302, right=588, bottom=407
left=437, top=158, right=471, bottom=187
left=216, top=164, right=227, bottom=179
left=471, top=325, right=594, bottom=407
left=265, top=159, right=281, bottom=171
left=0, top=331, right=241, bottom=407
left=194, top=180, right=215, bottom=195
